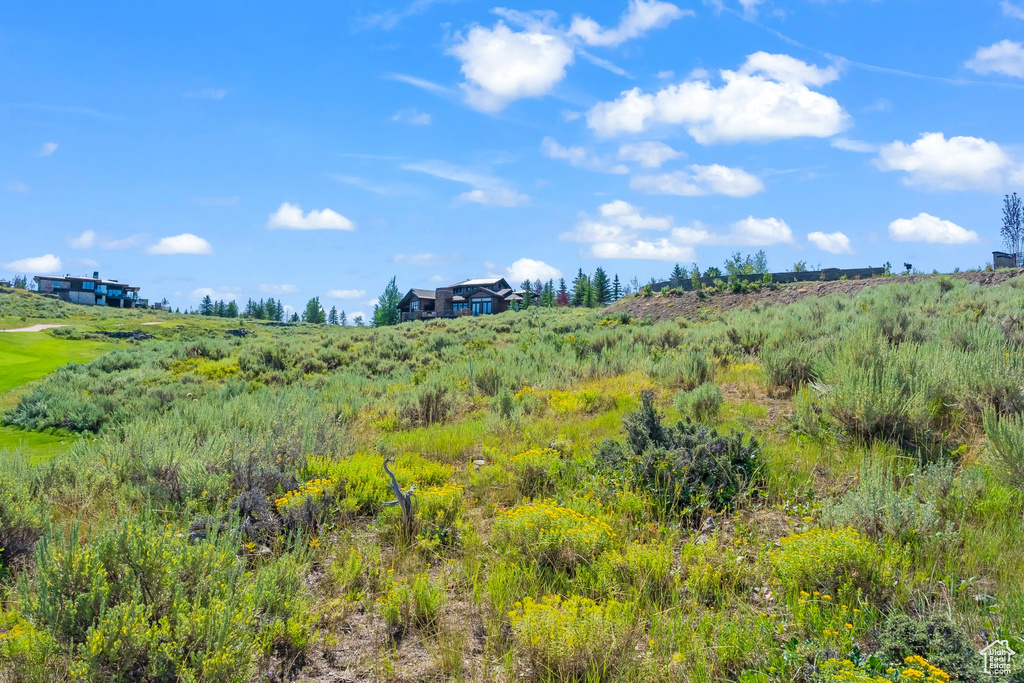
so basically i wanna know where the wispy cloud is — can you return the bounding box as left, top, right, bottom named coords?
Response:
left=384, top=73, right=453, bottom=95
left=259, top=284, right=299, bottom=295
left=363, top=0, right=460, bottom=29
left=390, top=108, right=432, bottom=125
left=3, top=254, right=62, bottom=273
left=403, top=160, right=529, bottom=207
left=326, top=289, right=367, bottom=299
left=7, top=103, right=124, bottom=121
left=38, top=142, right=58, bottom=157
left=329, top=174, right=419, bottom=197
left=185, top=88, right=227, bottom=100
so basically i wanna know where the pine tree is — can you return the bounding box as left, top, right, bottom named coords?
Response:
left=584, top=283, right=598, bottom=308
left=556, top=278, right=570, bottom=306
left=541, top=279, right=555, bottom=307
left=254, top=299, right=266, bottom=320
left=339, top=310, right=347, bottom=326
left=571, top=269, right=590, bottom=307
left=520, top=280, right=534, bottom=308
left=199, top=295, right=214, bottom=316
left=328, top=306, right=339, bottom=325
left=289, top=311, right=300, bottom=323
left=275, top=299, right=285, bottom=322
left=226, top=301, right=239, bottom=318
left=353, top=315, right=364, bottom=326
left=244, top=298, right=255, bottom=318
left=373, top=276, right=401, bottom=327
left=611, top=274, right=621, bottom=301
left=592, top=267, right=611, bottom=305
left=302, top=297, right=325, bottom=324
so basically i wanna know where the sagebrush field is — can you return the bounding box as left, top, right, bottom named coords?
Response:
left=1, top=274, right=1023, bottom=682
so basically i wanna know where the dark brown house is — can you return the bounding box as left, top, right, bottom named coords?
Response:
left=33, top=272, right=143, bottom=308
left=399, top=277, right=522, bottom=322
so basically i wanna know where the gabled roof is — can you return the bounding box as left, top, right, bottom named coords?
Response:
left=450, top=277, right=509, bottom=289
left=399, top=288, right=437, bottom=307
left=464, top=287, right=503, bottom=299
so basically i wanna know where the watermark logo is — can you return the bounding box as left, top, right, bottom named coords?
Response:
left=981, top=640, right=1016, bottom=676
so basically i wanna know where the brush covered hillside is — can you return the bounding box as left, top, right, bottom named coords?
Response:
left=1, top=275, right=1024, bottom=682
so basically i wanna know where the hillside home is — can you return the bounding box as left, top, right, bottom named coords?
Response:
left=34, top=272, right=142, bottom=308
left=399, top=277, right=523, bottom=321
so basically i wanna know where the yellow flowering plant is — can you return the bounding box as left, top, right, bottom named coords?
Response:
left=491, top=499, right=616, bottom=571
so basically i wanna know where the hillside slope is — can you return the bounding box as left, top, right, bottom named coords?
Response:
left=607, top=268, right=1024, bottom=322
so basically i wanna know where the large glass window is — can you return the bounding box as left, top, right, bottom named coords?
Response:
left=452, top=303, right=468, bottom=311
left=82, top=281, right=95, bottom=290
left=410, top=299, right=419, bottom=311
left=471, top=297, right=492, bottom=315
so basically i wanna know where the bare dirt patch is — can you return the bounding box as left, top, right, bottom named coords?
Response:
left=0, top=324, right=68, bottom=333
left=607, top=269, right=1024, bottom=323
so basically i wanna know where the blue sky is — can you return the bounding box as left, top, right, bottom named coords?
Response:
left=3, top=0, right=1024, bottom=314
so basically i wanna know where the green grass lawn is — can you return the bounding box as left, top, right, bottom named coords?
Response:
left=0, top=425, right=77, bottom=462
left=0, top=332, right=116, bottom=394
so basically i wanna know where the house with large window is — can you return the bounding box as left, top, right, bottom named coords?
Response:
left=33, top=272, right=143, bottom=308
left=399, top=277, right=522, bottom=322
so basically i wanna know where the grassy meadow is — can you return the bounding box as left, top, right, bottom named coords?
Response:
left=1, top=276, right=1023, bottom=682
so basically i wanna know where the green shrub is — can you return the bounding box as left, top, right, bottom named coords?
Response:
left=674, top=382, right=723, bottom=422
left=508, top=595, right=639, bottom=681
left=0, top=474, right=46, bottom=569
left=770, top=527, right=881, bottom=595
left=762, top=343, right=814, bottom=392
left=876, top=613, right=980, bottom=682
left=600, top=391, right=759, bottom=515
left=677, top=350, right=715, bottom=391
left=509, top=447, right=563, bottom=498
left=984, top=407, right=1024, bottom=489
left=491, top=500, right=616, bottom=571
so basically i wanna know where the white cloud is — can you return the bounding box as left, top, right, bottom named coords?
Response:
left=618, top=141, right=682, bottom=168
left=147, top=233, right=214, bottom=255
left=672, top=216, right=794, bottom=247
left=506, top=258, right=562, bottom=282
left=808, top=231, right=853, bottom=254
left=39, top=142, right=58, bottom=157
left=739, top=0, right=767, bottom=18
left=268, top=202, right=355, bottom=230
left=103, top=235, right=143, bottom=250
left=326, top=289, right=367, bottom=299
left=562, top=109, right=582, bottom=121
left=831, top=138, right=877, bottom=153
left=569, top=0, right=691, bottom=48
left=657, top=70, right=675, bottom=79
left=3, top=180, right=29, bottom=193
left=888, top=213, right=979, bottom=244
left=185, top=88, right=227, bottom=99
left=384, top=72, right=453, bottom=95
left=191, top=287, right=240, bottom=301
left=348, top=311, right=367, bottom=323
left=393, top=253, right=458, bottom=265
left=3, top=254, right=62, bottom=273
left=587, top=51, right=848, bottom=143
left=966, top=40, right=1024, bottom=78
left=541, top=137, right=629, bottom=174
left=391, top=108, right=433, bottom=125
left=67, top=230, right=97, bottom=249
left=561, top=200, right=790, bottom=261
left=403, top=160, right=529, bottom=206
left=631, top=164, right=765, bottom=197
left=259, top=284, right=299, bottom=295
left=1004, top=1, right=1024, bottom=19
left=875, top=132, right=1014, bottom=191
left=447, top=21, right=575, bottom=112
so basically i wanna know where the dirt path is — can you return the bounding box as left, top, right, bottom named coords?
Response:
left=0, top=324, right=68, bottom=333
left=141, top=322, right=165, bottom=326
left=607, top=268, right=1024, bottom=322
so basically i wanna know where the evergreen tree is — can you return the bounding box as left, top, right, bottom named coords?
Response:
left=670, top=263, right=686, bottom=286
left=289, top=311, right=300, bottom=323
left=584, top=283, right=598, bottom=308
left=541, top=279, right=555, bottom=307
left=520, top=280, right=534, bottom=308
left=339, top=310, right=347, bottom=326
left=226, top=301, right=239, bottom=318
left=263, top=298, right=274, bottom=321
left=244, top=298, right=256, bottom=318
left=571, top=269, right=590, bottom=307
left=353, top=315, right=364, bottom=326
left=372, top=276, right=401, bottom=327
left=611, top=274, right=621, bottom=301
left=302, top=297, right=326, bottom=324
left=592, top=267, right=611, bottom=305
left=12, top=275, right=27, bottom=289
left=253, top=299, right=266, bottom=320
left=276, top=299, right=285, bottom=322
left=328, top=306, right=339, bottom=325
left=556, top=278, right=570, bottom=306
left=199, top=295, right=214, bottom=316
left=214, top=300, right=226, bottom=317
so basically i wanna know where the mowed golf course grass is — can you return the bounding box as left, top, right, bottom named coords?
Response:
left=0, top=331, right=115, bottom=458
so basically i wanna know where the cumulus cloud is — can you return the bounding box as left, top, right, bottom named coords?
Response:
left=561, top=200, right=791, bottom=261
left=326, top=289, right=367, bottom=299
left=506, top=258, right=562, bottom=282
left=191, top=286, right=240, bottom=301
left=258, top=284, right=299, bottom=295
left=268, top=203, right=355, bottom=230
left=888, top=213, right=979, bottom=244
left=147, top=233, right=214, bottom=255
left=569, top=0, right=691, bottom=48
left=403, top=160, right=529, bottom=206
left=390, top=108, right=433, bottom=125
left=631, top=164, right=765, bottom=197
left=541, top=137, right=629, bottom=174
left=447, top=22, right=575, bottom=112
left=831, top=138, right=877, bottom=153
left=586, top=51, right=848, bottom=143
left=874, top=132, right=1014, bottom=191
left=618, top=141, right=683, bottom=168
left=3, top=254, right=62, bottom=273
left=67, top=230, right=97, bottom=249
left=39, top=142, right=58, bottom=157
left=966, top=40, right=1024, bottom=78
left=808, top=231, right=854, bottom=254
